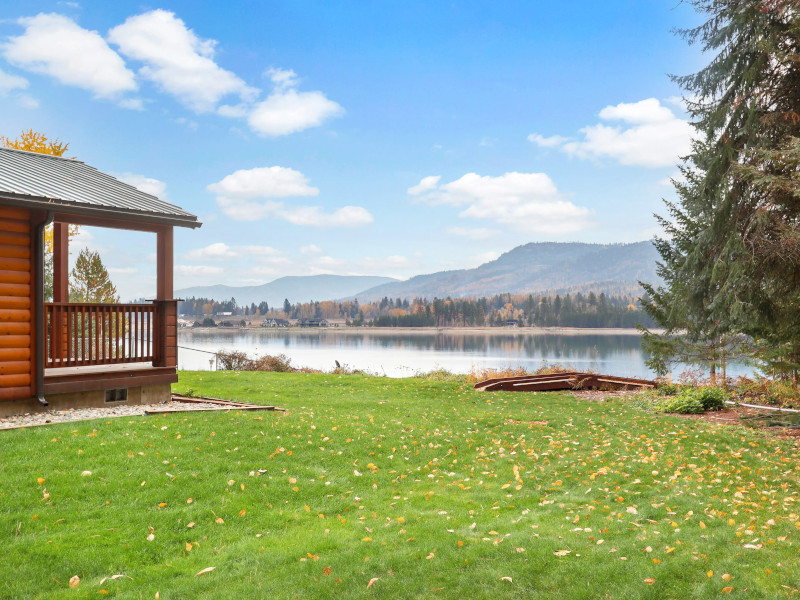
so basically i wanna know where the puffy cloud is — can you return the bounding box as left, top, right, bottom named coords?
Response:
left=530, top=98, right=693, bottom=168
left=108, top=9, right=256, bottom=113
left=410, top=171, right=590, bottom=235
left=208, top=166, right=319, bottom=199
left=175, top=265, right=224, bottom=277
left=0, top=68, right=28, bottom=94
left=272, top=204, right=373, bottom=227
left=209, top=165, right=372, bottom=226
left=186, top=242, right=285, bottom=261
left=114, top=172, right=167, bottom=198
left=407, top=175, right=441, bottom=196
left=527, top=133, right=569, bottom=148
left=300, top=244, right=323, bottom=255
left=246, top=69, right=343, bottom=136
left=2, top=13, right=136, bottom=99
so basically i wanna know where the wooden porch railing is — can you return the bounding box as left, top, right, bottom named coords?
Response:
left=45, top=301, right=177, bottom=369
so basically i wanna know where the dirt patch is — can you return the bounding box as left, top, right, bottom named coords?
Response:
left=571, top=390, right=800, bottom=440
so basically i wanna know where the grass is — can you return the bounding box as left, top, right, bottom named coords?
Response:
left=1, top=371, right=800, bottom=598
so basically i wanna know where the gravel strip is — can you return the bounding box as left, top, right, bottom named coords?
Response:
left=0, top=401, right=232, bottom=430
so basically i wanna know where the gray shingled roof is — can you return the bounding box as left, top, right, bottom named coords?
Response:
left=0, top=147, right=199, bottom=228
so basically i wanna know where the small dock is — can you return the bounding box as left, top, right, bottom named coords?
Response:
left=474, top=372, right=655, bottom=392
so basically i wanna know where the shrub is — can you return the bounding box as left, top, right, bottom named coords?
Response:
left=216, top=350, right=253, bottom=371
left=252, top=354, right=296, bottom=373
left=656, top=382, right=683, bottom=397
left=652, top=394, right=705, bottom=414
left=693, top=387, right=727, bottom=411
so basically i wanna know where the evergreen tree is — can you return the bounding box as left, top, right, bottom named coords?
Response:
left=642, top=0, right=800, bottom=381
left=70, top=248, right=119, bottom=303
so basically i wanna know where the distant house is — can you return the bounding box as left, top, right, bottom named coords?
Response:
left=262, top=318, right=290, bottom=327
left=215, top=311, right=233, bottom=317
left=503, top=319, right=520, bottom=328
left=298, top=318, right=329, bottom=328
left=0, top=147, right=200, bottom=416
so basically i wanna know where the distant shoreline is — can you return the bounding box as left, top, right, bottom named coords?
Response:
left=184, top=325, right=657, bottom=336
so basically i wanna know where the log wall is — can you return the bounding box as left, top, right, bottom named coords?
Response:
left=0, top=206, right=33, bottom=401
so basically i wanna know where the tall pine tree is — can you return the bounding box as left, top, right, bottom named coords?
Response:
left=643, top=1, right=800, bottom=381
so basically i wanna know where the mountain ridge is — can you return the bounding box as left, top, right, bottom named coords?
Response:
left=347, top=241, right=659, bottom=302
left=175, top=274, right=399, bottom=307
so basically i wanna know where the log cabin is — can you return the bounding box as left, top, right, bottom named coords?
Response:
left=0, top=147, right=200, bottom=416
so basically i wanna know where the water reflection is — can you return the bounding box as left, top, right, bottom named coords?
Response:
left=178, top=328, right=656, bottom=378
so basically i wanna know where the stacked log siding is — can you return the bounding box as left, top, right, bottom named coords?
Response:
left=0, top=207, right=33, bottom=401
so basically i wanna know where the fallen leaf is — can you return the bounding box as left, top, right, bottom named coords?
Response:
left=722, top=586, right=734, bottom=593
left=196, top=567, right=216, bottom=576
left=37, top=477, right=45, bottom=485
left=554, top=550, right=571, bottom=557
left=215, top=517, right=224, bottom=524
left=722, top=574, right=731, bottom=581
left=323, top=566, right=332, bottom=576
left=185, top=542, right=193, bottom=552
left=501, top=576, right=513, bottom=583
left=81, top=471, right=92, bottom=477
left=69, top=575, right=80, bottom=588
left=146, top=533, right=155, bottom=541
left=644, top=577, right=655, bottom=585
left=426, top=552, right=435, bottom=559
left=187, top=522, right=195, bottom=528
left=367, top=577, right=379, bottom=589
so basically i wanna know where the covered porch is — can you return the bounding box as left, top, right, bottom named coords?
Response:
left=44, top=217, right=178, bottom=395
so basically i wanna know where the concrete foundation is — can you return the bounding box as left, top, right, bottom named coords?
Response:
left=0, top=383, right=172, bottom=417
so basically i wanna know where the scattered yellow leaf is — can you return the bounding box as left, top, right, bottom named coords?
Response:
left=722, top=574, right=731, bottom=581
left=196, top=567, right=216, bottom=576
left=186, top=542, right=193, bottom=552
left=215, top=517, right=224, bottom=524
left=37, top=477, right=45, bottom=485
left=722, top=586, right=734, bottom=593
left=239, top=510, right=246, bottom=517
left=644, top=577, right=655, bottom=585
left=68, top=575, right=80, bottom=588
left=367, top=577, right=379, bottom=589
left=501, top=576, right=513, bottom=583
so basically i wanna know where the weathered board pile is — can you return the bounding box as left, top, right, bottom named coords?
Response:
left=142, top=394, right=286, bottom=415
left=474, top=372, right=655, bottom=392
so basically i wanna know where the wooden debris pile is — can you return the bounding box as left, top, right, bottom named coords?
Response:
left=474, top=372, right=655, bottom=393
left=142, top=394, right=286, bottom=415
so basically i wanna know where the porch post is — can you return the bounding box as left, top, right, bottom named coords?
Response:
left=156, top=226, right=173, bottom=300
left=52, top=222, right=69, bottom=363
left=154, top=227, right=177, bottom=367
left=53, top=222, right=69, bottom=302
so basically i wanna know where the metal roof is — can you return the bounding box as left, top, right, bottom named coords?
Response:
left=0, top=147, right=200, bottom=228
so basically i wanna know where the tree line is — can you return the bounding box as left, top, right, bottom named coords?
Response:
left=179, top=291, right=655, bottom=329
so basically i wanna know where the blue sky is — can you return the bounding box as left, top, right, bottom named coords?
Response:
left=0, top=1, right=703, bottom=301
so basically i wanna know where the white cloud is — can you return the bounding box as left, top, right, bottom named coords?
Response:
left=247, top=88, right=343, bottom=137
left=527, top=133, right=569, bottom=148
left=300, top=244, right=323, bottom=255
left=3, top=13, right=136, bottom=99
left=446, top=226, right=497, bottom=240
left=410, top=171, right=590, bottom=235
left=533, top=98, right=693, bottom=168
left=209, top=165, right=372, bottom=226
left=0, top=68, right=28, bottom=94
left=114, top=172, right=167, bottom=198
left=407, top=175, right=441, bottom=196
left=108, top=9, right=256, bottom=113
left=274, top=204, right=374, bottom=227
left=175, top=265, right=224, bottom=277
left=208, top=166, right=319, bottom=199
left=240, top=65, right=343, bottom=136
left=186, top=242, right=285, bottom=261
left=17, top=95, right=39, bottom=109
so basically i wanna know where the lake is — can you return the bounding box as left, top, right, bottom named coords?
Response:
left=177, top=327, right=700, bottom=378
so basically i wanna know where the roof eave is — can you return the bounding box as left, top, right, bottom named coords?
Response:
left=0, top=192, right=202, bottom=230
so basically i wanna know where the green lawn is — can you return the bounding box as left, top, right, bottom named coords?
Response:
left=1, top=371, right=799, bottom=599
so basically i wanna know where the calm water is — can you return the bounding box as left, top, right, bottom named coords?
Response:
left=178, top=328, right=670, bottom=378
